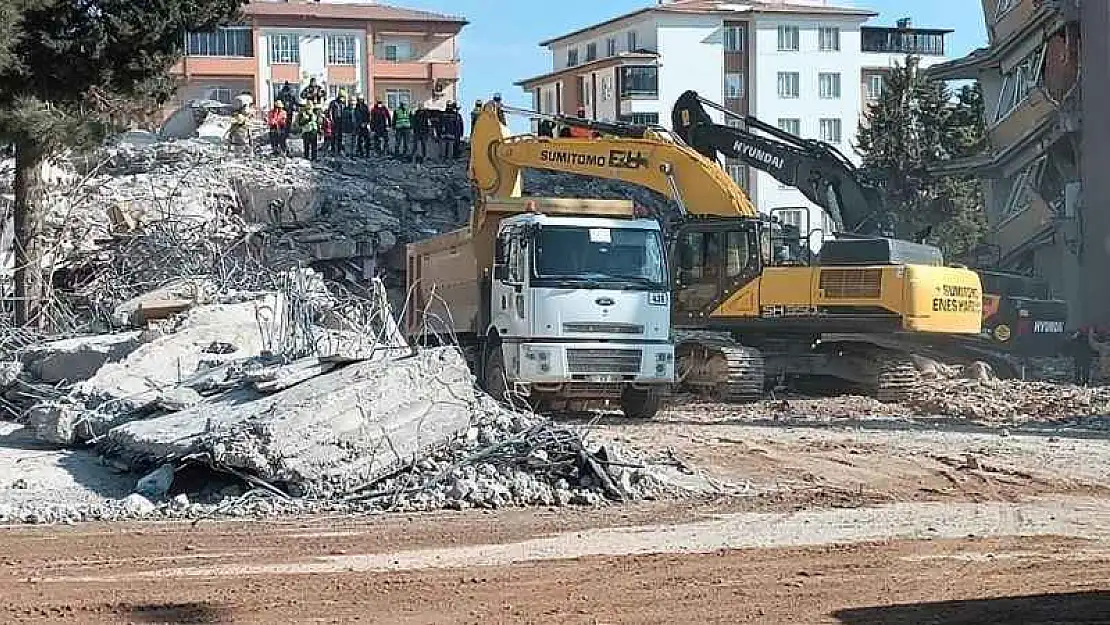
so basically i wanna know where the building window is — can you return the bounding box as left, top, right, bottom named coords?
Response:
left=777, top=72, right=799, bottom=98
left=777, top=208, right=806, bottom=228
left=326, top=35, right=357, bottom=65
left=1003, top=157, right=1047, bottom=217
left=543, top=89, right=556, bottom=114
left=724, top=25, right=745, bottom=52
left=777, top=118, right=801, bottom=136
left=995, top=0, right=1020, bottom=19
left=725, top=73, right=745, bottom=99
left=819, top=118, right=842, bottom=143
left=187, top=28, right=253, bottom=57
left=995, top=44, right=1047, bottom=123
left=206, top=86, right=233, bottom=104
left=866, top=74, right=884, bottom=100
left=585, top=42, right=597, bottom=62
left=620, top=66, right=659, bottom=97
left=818, top=72, right=841, bottom=99
left=627, top=30, right=638, bottom=52
left=726, top=162, right=747, bottom=190
left=385, top=88, right=412, bottom=110
left=567, top=48, right=579, bottom=67
left=818, top=27, right=840, bottom=51
left=607, top=37, right=617, bottom=57
left=328, top=83, right=357, bottom=99
left=861, top=27, right=946, bottom=56
left=268, top=33, right=300, bottom=64
left=620, top=112, right=660, bottom=125
left=383, top=41, right=414, bottom=62
left=777, top=26, right=800, bottom=51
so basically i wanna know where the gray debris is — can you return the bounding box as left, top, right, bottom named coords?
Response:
left=121, top=493, right=156, bottom=517
left=21, top=332, right=142, bottom=385
left=135, top=463, right=175, bottom=499
left=0, top=360, right=20, bottom=390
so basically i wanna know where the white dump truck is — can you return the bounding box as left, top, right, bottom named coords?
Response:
left=406, top=197, right=674, bottom=418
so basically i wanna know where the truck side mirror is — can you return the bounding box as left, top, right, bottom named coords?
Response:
left=493, top=264, right=508, bottom=281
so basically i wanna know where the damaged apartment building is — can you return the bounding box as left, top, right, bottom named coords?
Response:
left=927, top=0, right=1110, bottom=327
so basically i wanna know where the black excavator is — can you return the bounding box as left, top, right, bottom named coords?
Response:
left=670, top=90, right=1069, bottom=368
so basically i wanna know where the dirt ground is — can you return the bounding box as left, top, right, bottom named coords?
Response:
left=4, top=403, right=1110, bottom=623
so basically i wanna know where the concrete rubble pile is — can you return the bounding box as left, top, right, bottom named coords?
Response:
left=1, top=121, right=676, bottom=332
left=902, top=378, right=1110, bottom=423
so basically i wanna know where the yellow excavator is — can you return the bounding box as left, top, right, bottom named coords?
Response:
left=469, top=101, right=983, bottom=400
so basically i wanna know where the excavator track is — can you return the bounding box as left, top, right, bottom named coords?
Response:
left=676, top=332, right=765, bottom=401
left=872, top=354, right=920, bottom=403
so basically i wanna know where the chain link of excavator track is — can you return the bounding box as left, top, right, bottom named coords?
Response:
left=873, top=354, right=920, bottom=403
left=676, top=332, right=765, bottom=402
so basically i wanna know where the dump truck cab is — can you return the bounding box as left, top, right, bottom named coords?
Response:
left=407, top=197, right=674, bottom=419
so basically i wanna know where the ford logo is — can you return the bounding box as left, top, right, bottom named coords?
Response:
left=595, top=297, right=615, bottom=307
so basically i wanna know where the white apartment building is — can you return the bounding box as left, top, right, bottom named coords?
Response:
left=517, top=0, right=951, bottom=236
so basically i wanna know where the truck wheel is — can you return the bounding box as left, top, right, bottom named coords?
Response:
left=620, top=387, right=662, bottom=420
left=482, top=347, right=510, bottom=403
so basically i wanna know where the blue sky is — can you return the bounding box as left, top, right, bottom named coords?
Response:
left=398, top=0, right=988, bottom=129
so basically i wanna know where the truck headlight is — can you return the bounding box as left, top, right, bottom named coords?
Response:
left=656, top=353, right=673, bottom=363
left=649, top=292, right=668, bottom=306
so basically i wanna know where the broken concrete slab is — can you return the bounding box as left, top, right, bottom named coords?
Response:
left=103, top=347, right=476, bottom=497
left=75, top=296, right=278, bottom=415
left=26, top=401, right=90, bottom=446
left=21, top=332, right=143, bottom=385
left=111, top=278, right=217, bottom=328
left=0, top=361, right=21, bottom=390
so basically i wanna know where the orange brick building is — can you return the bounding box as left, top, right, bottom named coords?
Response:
left=171, top=0, right=466, bottom=111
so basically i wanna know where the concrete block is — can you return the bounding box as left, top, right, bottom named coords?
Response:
left=22, top=332, right=143, bottom=384
left=103, top=347, right=476, bottom=496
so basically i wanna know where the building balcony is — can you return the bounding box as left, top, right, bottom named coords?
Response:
left=990, top=194, right=1054, bottom=260
left=990, top=0, right=1062, bottom=47
left=990, top=88, right=1057, bottom=150
left=372, top=59, right=459, bottom=81
left=172, top=56, right=256, bottom=78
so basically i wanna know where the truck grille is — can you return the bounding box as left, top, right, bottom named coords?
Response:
left=563, top=322, right=644, bottom=334
left=567, top=349, right=643, bottom=373
left=819, top=268, right=882, bottom=299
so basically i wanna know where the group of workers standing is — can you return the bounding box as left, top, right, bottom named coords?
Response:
left=262, top=79, right=469, bottom=163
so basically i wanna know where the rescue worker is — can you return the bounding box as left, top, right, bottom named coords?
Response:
left=300, top=77, right=325, bottom=106
left=470, top=99, right=483, bottom=135
left=327, top=89, right=348, bottom=156
left=392, top=101, right=412, bottom=158
left=492, top=92, right=506, bottom=124
left=354, top=96, right=372, bottom=157
left=277, top=82, right=298, bottom=115
left=411, top=103, right=433, bottom=163
left=1089, top=328, right=1110, bottom=385
left=1067, top=327, right=1098, bottom=386
left=296, top=100, right=320, bottom=161
left=267, top=100, right=288, bottom=156
left=370, top=100, right=391, bottom=154
left=442, top=101, right=465, bottom=159
left=226, top=102, right=251, bottom=155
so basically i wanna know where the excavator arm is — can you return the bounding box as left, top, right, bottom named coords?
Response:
left=671, top=90, right=883, bottom=234
left=467, top=100, right=757, bottom=230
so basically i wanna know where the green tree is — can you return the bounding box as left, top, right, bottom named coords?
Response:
left=0, top=0, right=245, bottom=327
left=856, top=56, right=986, bottom=259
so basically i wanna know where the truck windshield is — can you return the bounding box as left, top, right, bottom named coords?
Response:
left=533, top=226, right=667, bottom=288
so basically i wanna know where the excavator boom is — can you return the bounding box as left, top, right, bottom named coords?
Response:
left=671, top=90, right=879, bottom=233
left=468, top=101, right=757, bottom=226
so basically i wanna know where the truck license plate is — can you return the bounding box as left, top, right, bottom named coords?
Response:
left=587, top=375, right=622, bottom=383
